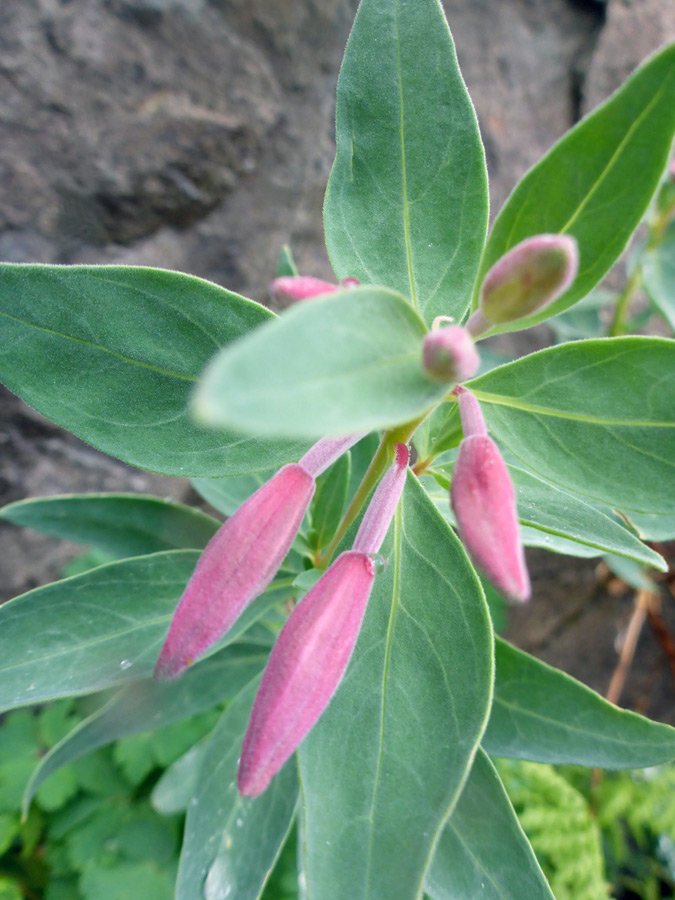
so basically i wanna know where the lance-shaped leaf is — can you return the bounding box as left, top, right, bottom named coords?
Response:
left=23, top=643, right=267, bottom=814
left=483, top=638, right=675, bottom=767
left=474, top=42, right=675, bottom=333
left=298, top=475, right=493, bottom=900
left=0, top=552, right=284, bottom=713
left=176, top=679, right=298, bottom=900
left=467, top=337, right=675, bottom=513
left=0, top=264, right=306, bottom=475
left=426, top=459, right=666, bottom=568
left=425, top=749, right=555, bottom=900
left=0, top=494, right=220, bottom=559
left=195, top=287, right=448, bottom=439
left=324, top=0, right=488, bottom=326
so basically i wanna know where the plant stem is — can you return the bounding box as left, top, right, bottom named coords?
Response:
left=320, top=413, right=427, bottom=566
left=608, top=267, right=642, bottom=337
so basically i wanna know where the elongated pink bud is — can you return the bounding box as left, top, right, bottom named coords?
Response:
left=451, top=391, right=530, bottom=602
left=154, top=435, right=363, bottom=680
left=422, top=325, right=480, bottom=383
left=352, top=443, right=409, bottom=554
left=238, top=551, right=375, bottom=797
left=237, top=444, right=408, bottom=796
left=269, top=275, right=360, bottom=310
left=468, top=234, right=579, bottom=335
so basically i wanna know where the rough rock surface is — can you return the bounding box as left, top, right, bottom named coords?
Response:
left=1, top=0, right=673, bottom=719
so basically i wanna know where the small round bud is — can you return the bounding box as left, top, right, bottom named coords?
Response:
left=422, top=325, right=480, bottom=383
left=479, top=234, right=579, bottom=325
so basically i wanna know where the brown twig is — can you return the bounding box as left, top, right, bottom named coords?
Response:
left=605, top=588, right=656, bottom=706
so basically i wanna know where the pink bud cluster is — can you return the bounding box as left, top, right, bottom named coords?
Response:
left=155, top=431, right=409, bottom=797
left=450, top=387, right=530, bottom=603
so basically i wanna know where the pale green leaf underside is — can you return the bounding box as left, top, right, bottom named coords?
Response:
left=643, top=219, right=675, bottom=330
left=195, top=287, right=448, bottom=439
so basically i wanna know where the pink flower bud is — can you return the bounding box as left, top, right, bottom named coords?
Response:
left=237, top=444, right=409, bottom=797
left=237, top=550, right=376, bottom=797
left=269, top=275, right=359, bottom=310
left=422, top=325, right=480, bottom=383
left=450, top=389, right=530, bottom=602
left=154, top=435, right=363, bottom=680
left=474, top=234, right=579, bottom=329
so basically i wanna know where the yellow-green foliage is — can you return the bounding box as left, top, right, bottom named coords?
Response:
left=497, top=759, right=611, bottom=900
left=597, top=764, right=675, bottom=868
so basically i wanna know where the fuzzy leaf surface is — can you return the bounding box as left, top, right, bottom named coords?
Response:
left=298, top=474, right=493, bottom=900
left=0, top=264, right=305, bottom=475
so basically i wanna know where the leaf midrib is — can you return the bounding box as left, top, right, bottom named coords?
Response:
left=0, top=309, right=198, bottom=382
left=471, top=389, right=675, bottom=428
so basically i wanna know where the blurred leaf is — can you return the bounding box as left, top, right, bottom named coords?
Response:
left=23, top=643, right=266, bottom=812
left=194, top=287, right=446, bottom=439
left=643, top=220, right=675, bottom=330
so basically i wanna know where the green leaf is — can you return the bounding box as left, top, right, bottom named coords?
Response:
left=425, top=749, right=554, bottom=900
left=298, top=474, right=493, bottom=900
left=625, top=509, right=675, bottom=541
left=0, top=551, right=281, bottom=713
left=324, top=0, right=488, bottom=325
left=547, top=290, right=615, bottom=343
left=309, top=454, right=351, bottom=551
left=192, top=471, right=275, bottom=518
left=195, top=287, right=447, bottom=439
left=643, top=219, right=675, bottom=330
left=474, top=43, right=675, bottom=332
left=152, top=744, right=206, bottom=815
left=424, top=457, right=663, bottom=567
left=497, top=760, right=611, bottom=900
left=0, top=264, right=306, bottom=475
left=483, top=638, right=675, bottom=767
left=22, top=643, right=266, bottom=813
left=0, top=494, right=220, bottom=558
left=276, top=245, right=298, bottom=278
left=176, top=679, right=298, bottom=900
left=467, top=337, right=675, bottom=513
